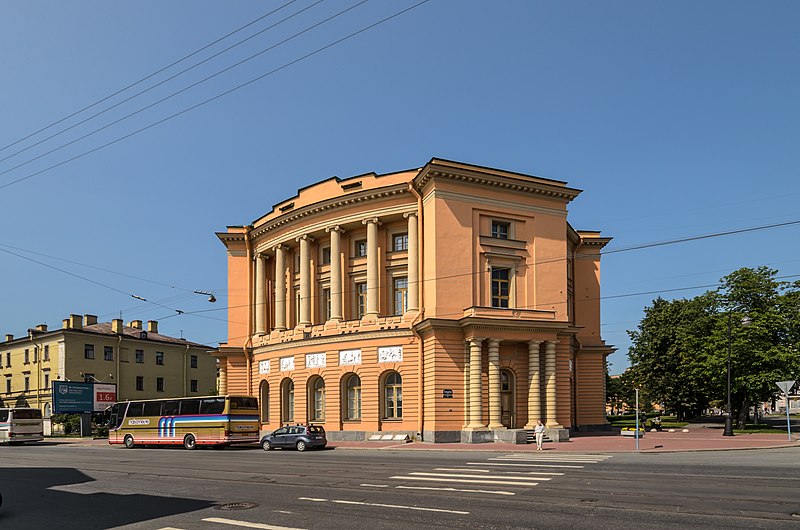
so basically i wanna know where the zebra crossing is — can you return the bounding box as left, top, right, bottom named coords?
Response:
left=362, top=453, right=612, bottom=496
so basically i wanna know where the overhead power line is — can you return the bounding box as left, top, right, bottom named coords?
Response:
left=0, top=0, right=301, bottom=155
left=0, top=0, right=431, bottom=191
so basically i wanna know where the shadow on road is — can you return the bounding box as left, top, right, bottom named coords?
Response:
left=0, top=467, right=214, bottom=529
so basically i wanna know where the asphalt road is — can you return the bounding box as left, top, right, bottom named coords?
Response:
left=1, top=443, right=799, bottom=529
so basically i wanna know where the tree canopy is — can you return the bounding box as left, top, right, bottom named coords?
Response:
left=626, top=267, right=800, bottom=425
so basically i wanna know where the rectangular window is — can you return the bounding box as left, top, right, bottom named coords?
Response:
left=43, top=345, right=49, bottom=361
left=190, top=379, right=198, bottom=393
left=321, top=246, right=331, bottom=265
left=5, top=351, right=10, bottom=367
left=85, top=344, right=95, bottom=360
left=190, top=355, right=198, bottom=369
left=83, top=373, right=94, bottom=383
left=44, top=372, right=50, bottom=389
left=355, top=239, right=367, bottom=257
left=24, top=375, right=30, bottom=392
left=491, top=220, right=510, bottom=239
left=295, top=289, right=301, bottom=324
left=356, top=282, right=367, bottom=318
left=135, top=349, right=144, bottom=363
left=104, top=346, right=114, bottom=361
left=136, top=376, right=144, bottom=391
left=24, top=349, right=30, bottom=364
left=322, top=288, right=331, bottom=321
left=393, top=277, right=408, bottom=315
left=393, top=233, right=408, bottom=252
left=156, top=377, right=164, bottom=392
left=181, top=399, right=200, bottom=414
left=33, top=347, right=38, bottom=363
left=491, top=267, right=511, bottom=308
left=6, top=377, right=11, bottom=394
left=143, top=401, right=162, bottom=416
left=156, top=351, right=164, bottom=365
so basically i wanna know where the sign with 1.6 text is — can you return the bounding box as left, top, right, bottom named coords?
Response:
left=53, top=381, right=117, bottom=413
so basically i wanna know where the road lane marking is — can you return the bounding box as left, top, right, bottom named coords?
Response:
left=298, top=497, right=468, bottom=515
left=360, top=483, right=390, bottom=487
left=409, top=472, right=548, bottom=481
left=202, top=517, right=305, bottom=530
left=436, top=467, right=564, bottom=476
left=474, top=462, right=584, bottom=468
left=435, top=468, right=490, bottom=472
left=390, top=476, right=539, bottom=486
left=395, top=485, right=515, bottom=496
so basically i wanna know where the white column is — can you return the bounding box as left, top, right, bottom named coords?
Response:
left=363, top=217, right=380, bottom=316
left=326, top=226, right=343, bottom=321
left=525, top=340, right=542, bottom=429
left=297, top=235, right=312, bottom=326
left=218, top=360, right=228, bottom=395
left=467, top=338, right=485, bottom=429
left=487, top=339, right=503, bottom=430
left=545, top=340, right=562, bottom=428
left=404, top=211, right=419, bottom=312
left=254, top=252, right=266, bottom=335
left=274, top=244, right=286, bottom=331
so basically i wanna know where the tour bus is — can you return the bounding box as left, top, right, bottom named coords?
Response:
left=0, top=407, right=44, bottom=445
left=108, top=395, right=259, bottom=449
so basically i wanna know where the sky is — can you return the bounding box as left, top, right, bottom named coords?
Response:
left=1, top=1, right=798, bottom=373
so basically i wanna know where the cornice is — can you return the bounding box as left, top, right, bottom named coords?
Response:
left=423, top=189, right=568, bottom=218
left=250, top=184, right=411, bottom=240
left=253, top=328, right=414, bottom=354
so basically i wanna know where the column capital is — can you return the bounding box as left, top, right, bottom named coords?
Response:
left=254, top=250, right=269, bottom=260
left=295, top=234, right=314, bottom=243
left=362, top=217, right=381, bottom=226
left=272, top=243, right=285, bottom=253
left=488, top=338, right=503, bottom=345
left=403, top=211, right=418, bottom=219
left=467, top=337, right=485, bottom=344
left=325, top=225, right=345, bottom=234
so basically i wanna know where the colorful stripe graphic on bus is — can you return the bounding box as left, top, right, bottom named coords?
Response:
left=156, top=415, right=259, bottom=437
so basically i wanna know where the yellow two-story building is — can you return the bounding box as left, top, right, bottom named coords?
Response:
left=1, top=314, right=218, bottom=419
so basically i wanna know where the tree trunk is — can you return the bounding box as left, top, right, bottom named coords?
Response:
left=736, top=395, right=750, bottom=430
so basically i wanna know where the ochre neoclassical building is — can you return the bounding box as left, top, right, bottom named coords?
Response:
left=215, top=159, right=612, bottom=443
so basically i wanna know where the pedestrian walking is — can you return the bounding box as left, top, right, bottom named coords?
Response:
left=534, top=420, right=545, bottom=450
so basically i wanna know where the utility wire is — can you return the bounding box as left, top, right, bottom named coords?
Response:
left=0, top=0, right=326, bottom=167
left=0, top=0, right=431, bottom=191
left=0, top=0, right=301, bottom=155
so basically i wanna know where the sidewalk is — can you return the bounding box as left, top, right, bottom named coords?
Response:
left=51, top=428, right=798, bottom=453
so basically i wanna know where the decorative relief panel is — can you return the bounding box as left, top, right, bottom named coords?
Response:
left=258, top=360, right=271, bottom=374
left=378, top=346, right=402, bottom=363
left=279, top=356, right=295, bottom=372
left=339, top=349, right=361, bottom=366
left=305, top=353, right=326, bottom=369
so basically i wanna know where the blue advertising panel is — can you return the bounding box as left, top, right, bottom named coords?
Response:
left=52, top=381, right=94, bottom=413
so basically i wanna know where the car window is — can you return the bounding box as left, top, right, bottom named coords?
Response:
left=273, top=428, right=288, bottom=436
left=308, top=426, right=325, bottom=434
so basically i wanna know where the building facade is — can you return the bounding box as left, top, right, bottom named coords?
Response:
left=215, top=159, right=612, bottom=443
left=1, top=314, right=217, bottom=417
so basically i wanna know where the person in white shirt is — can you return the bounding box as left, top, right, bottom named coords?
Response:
left=534, top=420, right=545, bottom=450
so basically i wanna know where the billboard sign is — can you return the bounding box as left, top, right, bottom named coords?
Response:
left=53, top=381, right=117, bottom=413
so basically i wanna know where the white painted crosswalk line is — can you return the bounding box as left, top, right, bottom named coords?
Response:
left=473, top=462, right=585, bottom=468
left=395, top=485, right=516, bottom=496
left=409, top=472, right=549, bottom=482
left=298, top=497, right=469, bottom=515
left=434, top=467, right=565, bottom=476
left=202, top=517, right=306, bottom=530
left=390, top=475, right=540, bottom=486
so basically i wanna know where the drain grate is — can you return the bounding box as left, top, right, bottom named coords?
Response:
left=215, top=502, right=259, bottom=511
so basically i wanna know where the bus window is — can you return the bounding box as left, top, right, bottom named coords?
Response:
left=180, top=399, right=200, bottom=415
left=163, top=401, right=180, bottom=416
left=0, top=410, right=8, bottom=422
left=109, top=404, right=122, bottom=429
left=127, top=402, right=145, bottom=417
left=14, top=409, right=42, bottom=419
left=200, top=398, right=225, bottom=414
left=143, top=401, right=162, bottom=417
left=230, top=397, right=258, bottom=410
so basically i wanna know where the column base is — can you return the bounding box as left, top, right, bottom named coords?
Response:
left=464, top=423, right=487, bottom=431
left=487, top=423, right=506, bottom=431
left=546, top=422, right=564, bottom=429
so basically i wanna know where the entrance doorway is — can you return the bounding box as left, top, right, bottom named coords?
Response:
left=500, top=369, right=515, bottom=428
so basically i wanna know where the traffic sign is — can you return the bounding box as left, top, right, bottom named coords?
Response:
left=775, top=380, right=796, bottom=394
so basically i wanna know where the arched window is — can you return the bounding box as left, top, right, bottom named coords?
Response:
left=308, top=376, right=325, bottom=422
left=281, top=378, right=294, bottom=423
left=43, top=402, right=52, bottom=418
left=383, top=371, right=402, bottom=419
left=259, top=380, right=269, bottom=423
left=344, top=374, right=361, bottom=421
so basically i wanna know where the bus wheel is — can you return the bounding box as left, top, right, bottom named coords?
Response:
left=183, top=434, right=197, bottom=450
left=124, top=435, right=134, bottom=449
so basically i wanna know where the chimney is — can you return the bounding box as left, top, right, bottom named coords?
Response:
left=146, top=320, right=158, bottom=334
left=83, top=314, right=98, bottom=327
left=62, top=319, right=70, bottom=329
left=35, top=324, right=48, bottom=332
left=4, top=334, right=12, bottom=342
left=69, top=314, right=83, bottom=330
left=129, top=320, right=142, bottom=330
left=112, top=319, right=124, bottom=334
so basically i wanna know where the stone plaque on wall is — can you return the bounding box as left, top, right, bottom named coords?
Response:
left=279, top=356, right=295, bottom=372
left=339, top=349, right=361, bottom=366
left=258, top=360, right=271, bottom=374
left=378, top=346, right=402, bottom=363
left=305, top=353, right=326, bottom=369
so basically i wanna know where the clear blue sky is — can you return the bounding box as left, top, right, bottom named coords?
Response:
left=2, top=1, right=798, bottom=373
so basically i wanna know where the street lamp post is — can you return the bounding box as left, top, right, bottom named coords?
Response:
left=723, top=312, right=751, bottom=437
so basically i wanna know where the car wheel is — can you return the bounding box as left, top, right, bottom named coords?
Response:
left=296, top=440, right=307, bottom=452
left=262, top=440, right=273, bottom=451
left=183, top=434, right=197, bottom=450
left=124, top=435, right=134, bottom=449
